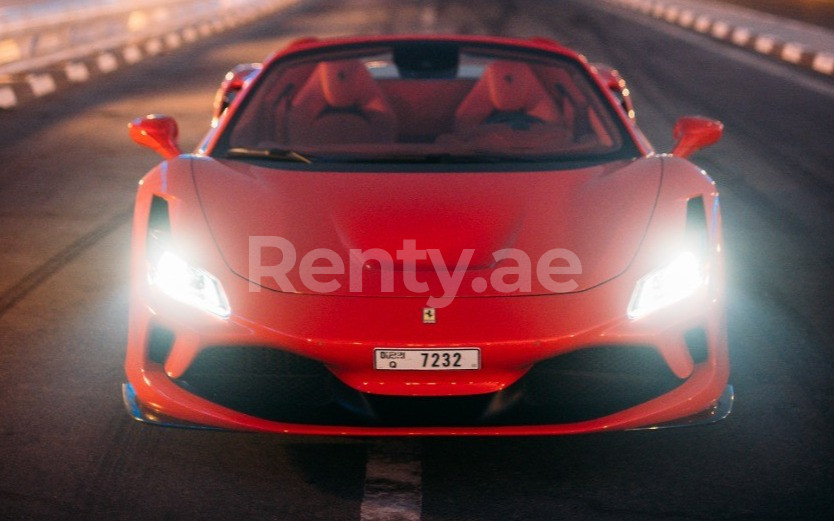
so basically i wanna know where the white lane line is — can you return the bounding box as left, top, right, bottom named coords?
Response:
left=360, top=440, right=422, bottom=521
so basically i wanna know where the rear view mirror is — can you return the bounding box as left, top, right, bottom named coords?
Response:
left=128, top=115, right=181, bottom=159
left=671, top=116, right=723, bottom=158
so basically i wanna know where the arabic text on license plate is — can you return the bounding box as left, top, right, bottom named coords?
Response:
left=374, top=348, right=480, bottom=370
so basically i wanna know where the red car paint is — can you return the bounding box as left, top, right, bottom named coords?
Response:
left=125, top=35, right=729, bottom=435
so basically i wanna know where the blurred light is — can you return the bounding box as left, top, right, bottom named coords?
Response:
left=0, top=39, right=22, bottom=64
left=127, top=11, right=148, bottom=32
left=150, top=250, right=230, bottom=317
left=628, top=252, right=702, bottom=319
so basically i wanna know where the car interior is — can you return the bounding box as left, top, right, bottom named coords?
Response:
left=227, top=44, right=622, bottom=157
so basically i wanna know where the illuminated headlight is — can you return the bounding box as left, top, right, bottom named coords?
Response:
left=628, top=252, right=703, bottom=319
left=150, top=250, right=230, bottom=317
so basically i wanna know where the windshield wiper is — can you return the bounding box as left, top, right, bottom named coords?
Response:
left=226, top=147, right=313, bottom=164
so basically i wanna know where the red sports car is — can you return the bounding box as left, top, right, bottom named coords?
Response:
left=124, top=35, right=731, bottom=435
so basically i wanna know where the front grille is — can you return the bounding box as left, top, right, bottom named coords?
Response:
left=175, top=344, right=684, bottom=426
left=175, top=346, right=356, bottom=425
left=517, top=345, right=684, bottom=423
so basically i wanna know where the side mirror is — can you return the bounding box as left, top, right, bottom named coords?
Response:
left=593, top=63, right=635, bottom=120
left=671, top=116, right=723, bottom=158
left=212, top=62, right=261, bottom=124
left=128, top=115, right=181, bottom=159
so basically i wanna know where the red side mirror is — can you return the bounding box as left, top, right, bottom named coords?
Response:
left=128, top=114, right=181, bottom=159
left=671, top=116, right=723, bottom=158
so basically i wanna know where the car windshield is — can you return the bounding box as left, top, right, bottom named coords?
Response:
left=215, top=42, right=636, bottom=164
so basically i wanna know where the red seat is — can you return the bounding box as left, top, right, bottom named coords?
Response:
left=454, top=61, right=560, bottom=134
left=287, top=59, right=397, bottom=145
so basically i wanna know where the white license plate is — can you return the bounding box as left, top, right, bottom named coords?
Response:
left=374, top=348, right=480, bottom=370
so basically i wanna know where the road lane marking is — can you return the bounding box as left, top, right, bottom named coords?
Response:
left=361, top=440, right=422, bottom=521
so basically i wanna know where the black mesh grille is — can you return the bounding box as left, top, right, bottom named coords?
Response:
left=517, top=345, right=684, bottom=423
left=175, top=345, right=684, bottom=426
left=175, top=347, right=354, bottom=424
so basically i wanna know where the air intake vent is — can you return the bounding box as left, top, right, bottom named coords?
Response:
left=148, top=327, right=175, bottom=364
left=684, top=327, right=709, bottom=364
left=148, top=195, right=170, bottom=234
left=686, top=196, right=707, bottom=256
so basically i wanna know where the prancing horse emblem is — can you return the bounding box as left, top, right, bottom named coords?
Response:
left=422, top=307, right=436, bottom=324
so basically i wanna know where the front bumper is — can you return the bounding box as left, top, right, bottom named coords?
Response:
left=124, top=261, right=730, bottom=435
left=122, top=382, right=733, bottom=435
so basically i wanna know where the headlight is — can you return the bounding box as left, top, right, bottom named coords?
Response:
left=150, top=250, right=231, bottom=318
left=627, top=251, right=703, bottom=319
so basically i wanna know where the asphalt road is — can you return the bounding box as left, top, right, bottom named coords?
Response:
left=1, top=0, right=833, bottom=519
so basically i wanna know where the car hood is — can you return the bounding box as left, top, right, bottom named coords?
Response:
left=192, top=157, right=661, bottom=299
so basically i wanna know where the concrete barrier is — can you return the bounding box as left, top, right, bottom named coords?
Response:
left=605, top=0, right=834, bottom=78
left=0, top=0, right=297, bottom=109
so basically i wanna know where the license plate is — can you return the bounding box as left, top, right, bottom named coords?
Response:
left=374, top=348, right=480, bottom=370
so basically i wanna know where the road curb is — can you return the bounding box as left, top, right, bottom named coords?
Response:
left=605, top=0, right=834, bottom=77
left=0, top=6, right=281, bottom=110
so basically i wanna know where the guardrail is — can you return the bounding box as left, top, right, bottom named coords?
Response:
left=0, top=0, right=297, bottom=108
left=605, top=0, right=834, bottom=77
